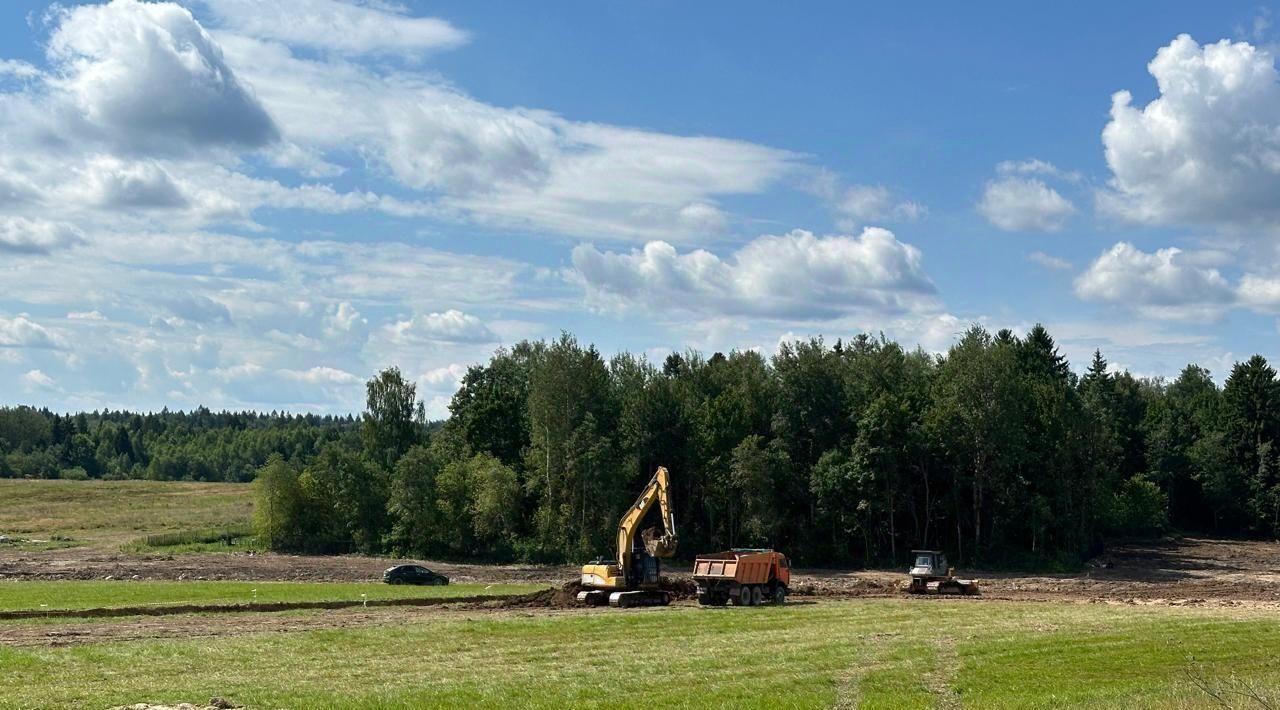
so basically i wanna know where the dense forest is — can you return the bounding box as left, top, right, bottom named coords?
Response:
left=4, top=325, right=1280, bottom=568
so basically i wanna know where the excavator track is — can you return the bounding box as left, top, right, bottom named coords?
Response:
left=608, top=590, right=670, bottom=608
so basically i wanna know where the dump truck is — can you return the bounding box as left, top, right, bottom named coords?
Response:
left=577, top=466, right=678, bottom=608
left=907, top=549, right=978, bottom=595
left=693, top=549, right=790, bottom=606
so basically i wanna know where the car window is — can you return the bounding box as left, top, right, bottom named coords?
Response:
left=915, top=555, right=932, bottom=567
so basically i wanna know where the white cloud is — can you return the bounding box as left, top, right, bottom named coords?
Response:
left=385, top=310, right=497, bottom=345
left=809, top=172, right=924, bottom=228
left=1100, top=35, right=1280, bottom=229
left=1027, top=251, right=1072, bottom=271
left=45, top=0, right=279, bottom=155
left=1074, top=242, right=1235, bottom=320
left=281, top=365, right=362, bottom=385
left=205, top=0, right=468, bottom=57
left=67, top=310, right=106, bottom=321
left=0, top=217, right=84, bottom=254
left=71, top=156, right=189, bottom=209
left=571, top=228, right=937, bottom=319
left=1238, top=274, right=1280, bottom=312
left=996, top=159, right=1082, bottom=182
left=213, top=34, right=800, bottom=242
left=0, top=316, right=62, bottom=349
left=835, top=185, right=925, bottom=223
left=978, top=177, right=1074, bottom=232
left=0, top=60, right=40, bottom=79
left=323, top=302, right=365, bottom=338
left=0, top=1, right=804, bottom=244
left=420, top=363, right=468, bottom=387
left=21, top=369, right=56, bottom=389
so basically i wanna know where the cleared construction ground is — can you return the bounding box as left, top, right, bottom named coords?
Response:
left=4, top=480, right=1280, bottom=706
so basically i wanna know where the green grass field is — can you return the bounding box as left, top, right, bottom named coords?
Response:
left=0, top=479, right=253, bottom=547
left=1, top=599, right=1276, bottom=708
left=0, top=581, right=545, bottom=613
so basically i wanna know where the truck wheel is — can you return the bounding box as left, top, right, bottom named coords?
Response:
left=772, top=586, right=787, bottom=605
left=750, top=585, right=764, bottom=606
left=732, top=586, right=751, bottom=606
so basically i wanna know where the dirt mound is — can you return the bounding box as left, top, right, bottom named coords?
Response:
left=660, top=576, right=698, bottom=599
left=499, top=578, right=695, bottom=608
left=498, top=581, right=585, bottom=609
left=792, top=577, right=900, bottom=597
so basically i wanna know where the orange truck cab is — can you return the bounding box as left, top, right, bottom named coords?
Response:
left=692, top=548, right=790, bottom=606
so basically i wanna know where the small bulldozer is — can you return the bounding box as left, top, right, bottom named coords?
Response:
left=907, top=550, right=979, bottom=595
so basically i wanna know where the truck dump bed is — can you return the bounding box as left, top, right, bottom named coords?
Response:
left=692, top=551, right=777, bottom=585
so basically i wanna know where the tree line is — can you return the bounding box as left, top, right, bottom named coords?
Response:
left=0, top=407, right=359, bottom=482
left=5, top=324, right=1280, bottom=567
left=256, top=325, right=1280, bottom=567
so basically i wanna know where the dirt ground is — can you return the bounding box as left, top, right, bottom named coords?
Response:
left=2, top=537, right=1279, bottom=648
left=796, top=538, right=1280, bottom=605
left=3, top=536, right=1278, bottom=602
left=0, top=546, right=577, bottom=584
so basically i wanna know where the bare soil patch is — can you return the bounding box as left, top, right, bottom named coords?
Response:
left=0, top=546, right=574, bottom=584
left=790, top=538, right=1280, bottom=604
left=4, top=537, right=1279, bottom=649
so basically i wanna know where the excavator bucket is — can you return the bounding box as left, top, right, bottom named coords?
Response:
left=642, top=526, right=677, bottom=558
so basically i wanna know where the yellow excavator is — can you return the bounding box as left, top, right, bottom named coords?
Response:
left=577, top=466, right=677, bottom=608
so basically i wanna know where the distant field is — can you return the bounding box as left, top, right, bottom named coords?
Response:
left=0, top=479, right=253, bottom=547
left=2, top=599, right=1278, bottom=708
left=0, top=580, right=544, bottom=613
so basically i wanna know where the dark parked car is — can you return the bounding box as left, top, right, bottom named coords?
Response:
left=383, top=564, right=449, bottom=585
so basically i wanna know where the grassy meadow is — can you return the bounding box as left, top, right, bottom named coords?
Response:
left=2, top=598, right=1278, bottom=708
left=0, top=479, right=254, bottom=548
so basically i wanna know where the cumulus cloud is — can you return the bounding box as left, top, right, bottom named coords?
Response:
left=205, top=0, right=468, bottom=57
left=0, top=218, right=84, bottom=254
left=0, top=0, right=802, bottom=243
left=385, top=310, right=497, bottom=345
left=1074, top=242, right=1235, bottom=320
left=323, top=302, right=365, bottom=338
left=72, top=157, right=189, bottom=209
left=46, top=0, right=278, bottom=154
left=1100, top=35, right=1280, bottom=229
left=978, top=177, right=1074, bottom=231
left=570, top=228, right=937, bottom=319
left=0, top=316, right=63, bottom=349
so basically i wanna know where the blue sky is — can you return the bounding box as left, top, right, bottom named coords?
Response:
left=1, top=0, right=1278, bottom=416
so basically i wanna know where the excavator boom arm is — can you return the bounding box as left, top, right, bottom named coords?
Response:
left=615, top=466, right=677, bottom=570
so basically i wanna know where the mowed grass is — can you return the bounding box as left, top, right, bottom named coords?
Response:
left=0, top=479, right=253, bottom=546
left=0, top=581, right=545, bottom=612
left=3, top=599, right=1279, bottom=708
